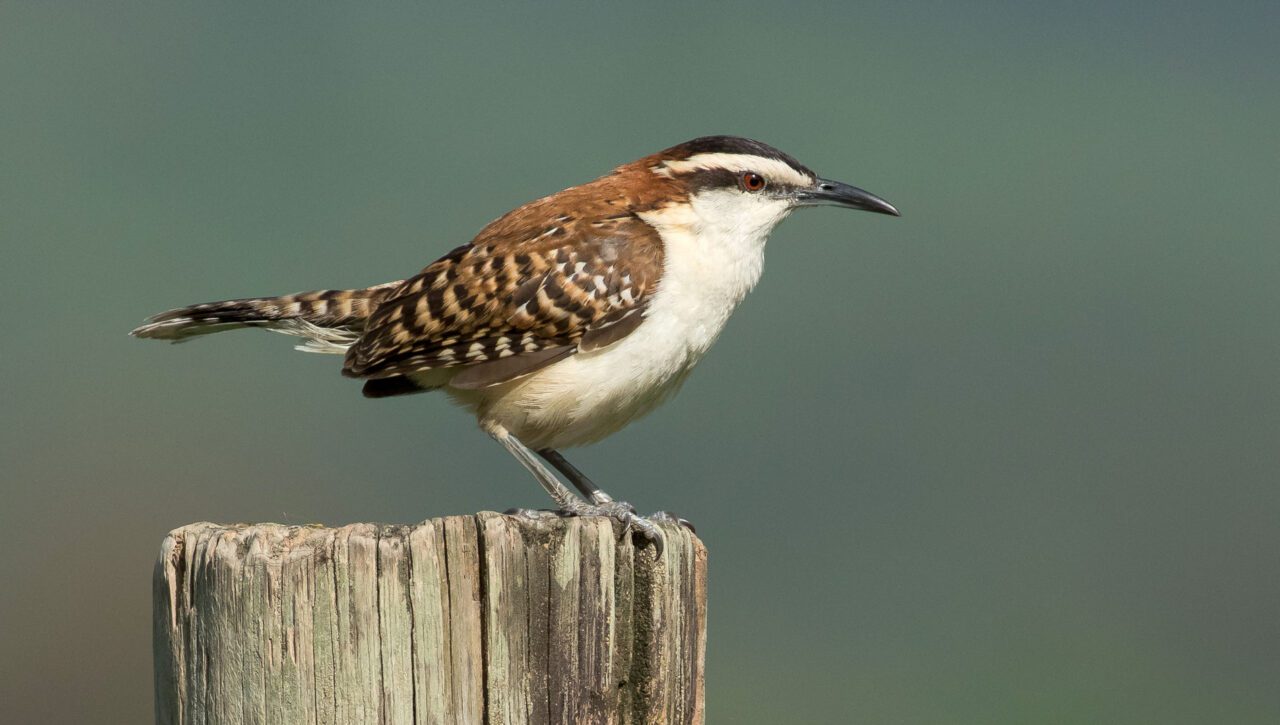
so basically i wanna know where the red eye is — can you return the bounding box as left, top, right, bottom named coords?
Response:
left=740, top=172, right=766, bottom=192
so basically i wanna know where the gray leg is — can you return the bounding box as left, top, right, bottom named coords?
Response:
left=537, top=448, right=614, bottom=504
left=540, top=450, right=698, bottom=540
left=484, top=423, right=663, bottom=548
left=484, top=422, right=586, bottom=511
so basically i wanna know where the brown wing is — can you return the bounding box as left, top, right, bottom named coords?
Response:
left=342, top=212, right=663, bottom=388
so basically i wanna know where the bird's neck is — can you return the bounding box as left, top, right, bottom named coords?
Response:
left=640, top=202, right=782, bottom=335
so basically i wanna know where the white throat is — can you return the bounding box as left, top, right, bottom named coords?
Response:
left=640, top=192, right=793, bottom=355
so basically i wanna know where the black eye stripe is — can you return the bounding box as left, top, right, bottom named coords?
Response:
left=683, top=167, right=741, bottom=191
left=674, top=166, right=799, bottom=195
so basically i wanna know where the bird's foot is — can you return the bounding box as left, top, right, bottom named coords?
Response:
left=561, top=499, right=665, bottom=552
left=504, top=503, right=669, bottom=552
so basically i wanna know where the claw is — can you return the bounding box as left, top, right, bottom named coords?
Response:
left=649, top=510, right=696, bottom=534
left=621, top=511, right=664, bottom=555
left=559, top=500, right=666, bottom=553
left=506, top=502, right=668, bottom=553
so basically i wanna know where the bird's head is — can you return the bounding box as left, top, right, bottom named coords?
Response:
left=644, top=135, right=899, bottom=236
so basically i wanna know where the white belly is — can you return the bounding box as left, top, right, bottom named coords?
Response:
left=451, top=313, right=701, bottom=449
left=447, top=201, right=784, bottom=449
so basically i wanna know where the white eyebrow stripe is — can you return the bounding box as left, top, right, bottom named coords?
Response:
left=659, top=153, right=813, bottom=187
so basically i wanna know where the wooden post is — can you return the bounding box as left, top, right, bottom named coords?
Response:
left=153, top=512, right=707, bottom=724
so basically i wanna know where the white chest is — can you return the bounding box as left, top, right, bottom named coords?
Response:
left=459, top=198, right=790, bottom=449
left=450, top=193, right=788, bottom=448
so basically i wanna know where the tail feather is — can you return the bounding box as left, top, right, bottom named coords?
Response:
left=130, top=281, right=402, bottom=353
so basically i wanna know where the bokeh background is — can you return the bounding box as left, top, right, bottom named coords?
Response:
left=3, top=2, right=1278, bottom=722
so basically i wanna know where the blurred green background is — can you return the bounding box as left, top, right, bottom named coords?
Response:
left=3, top=2, right=1278, bottom=722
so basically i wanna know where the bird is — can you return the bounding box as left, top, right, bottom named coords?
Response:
left=131, top=135, right=898, bottom=545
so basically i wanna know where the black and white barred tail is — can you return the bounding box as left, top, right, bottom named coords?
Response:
left=130, top=282, right=402, bottom=354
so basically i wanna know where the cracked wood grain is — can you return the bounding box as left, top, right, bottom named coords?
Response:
left=154, top=514, right=706, bottom=724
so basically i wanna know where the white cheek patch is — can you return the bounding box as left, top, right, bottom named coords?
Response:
left=659, top=153, right=813, bottom=188
left=688, top=188, right=794, bottom=234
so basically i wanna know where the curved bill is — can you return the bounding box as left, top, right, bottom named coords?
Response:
left=796, top=178, right=900, bottom=216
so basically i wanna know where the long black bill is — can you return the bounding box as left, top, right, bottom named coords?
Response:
left=797, top=178, right=900, bottom=216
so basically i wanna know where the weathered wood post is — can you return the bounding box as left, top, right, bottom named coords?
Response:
left=153, top=512, right=707, bottom=724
